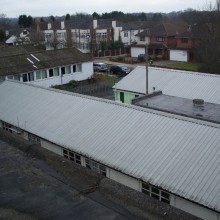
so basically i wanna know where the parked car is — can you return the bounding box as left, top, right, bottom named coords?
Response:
left=109, top=64, right=131, bottom=76
left=93, top=63, right=108, bottom=72
left=138, top=54, right=154, bottom=65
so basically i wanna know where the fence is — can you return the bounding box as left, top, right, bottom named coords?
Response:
left=93, top=48, right=130, bottom=58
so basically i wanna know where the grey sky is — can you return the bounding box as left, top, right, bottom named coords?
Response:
left=1, top=0, right=217, bottom=18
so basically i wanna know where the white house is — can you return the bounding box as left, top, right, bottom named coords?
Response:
left=0, top=46, right=93, bottom=87
left=0, top=80, right=220, bottom=220
left=113, top=66, right=220, bottom=104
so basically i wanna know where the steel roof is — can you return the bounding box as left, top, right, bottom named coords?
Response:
left=0, top=80, right=220, bottom=212
left=113, top=66, right=220, bottom=104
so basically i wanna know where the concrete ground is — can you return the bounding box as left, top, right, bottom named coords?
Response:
left=0, top=134, right=142, bottom=220
left=0, top=131, right=200, bottom=220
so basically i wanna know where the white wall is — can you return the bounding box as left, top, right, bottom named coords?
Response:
left=41, top=140, right=63, bottom=156
left=108, top=169, right=140, bottom=191
left=27, top=62, right=93, bottom=88
left=174, top=196, right=219, bottom=220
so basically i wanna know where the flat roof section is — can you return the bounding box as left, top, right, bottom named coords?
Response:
left=133, top=92, right=220, bottom=124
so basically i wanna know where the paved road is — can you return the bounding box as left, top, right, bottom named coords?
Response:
left=0, top=139, right=142, bottom=220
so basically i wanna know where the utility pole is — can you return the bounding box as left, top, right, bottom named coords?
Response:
left=145, top=43, right=148, bottom=95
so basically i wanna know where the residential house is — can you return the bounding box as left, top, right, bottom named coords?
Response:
left=39, top=19, right=142, bottom=53
left=113, top=66, right=220, bottom=104
left=131, top=23, right=195, bottom=62
left=0, top=45, right=93, bottom=87
left=0, top=80, right=220, bottom=220
left=5, top=29, right=33, bottom=45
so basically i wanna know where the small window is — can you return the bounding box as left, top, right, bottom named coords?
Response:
left=156, top=37, right=164, bottom=42
left=49, top=69, right=53, bottom=77
left=36, top=70, right=47, bottom=80
left=142, top=182, right=170, bottom=204
left=62, top=148, right=81, bottom=165
left=120, top=92, right=124, bottom=103
left=66, top=65, right=71, bottom=74
left=14, top=75, right=20, bottom=81
left=140, top=36, right=145, bottom=41
left=73, top=65, right=76, bottom=72
left=22, top=74, right=28, bottom=82
left=7, top=75, right=13, bottom=79
left=28, top=72, right=34, bottom=81
left=54, top=67, right=59, bottom=76
left=28, top=133, right=41, bottom=145
left=61, top=67, right=65, bottom=75
left=124, top=31, right=128, bottom=37
left=181, top=38, right=188, bottom=43
left=76, top=64, right=82, bottom=72
left=85, top=158, right=106, bottom=176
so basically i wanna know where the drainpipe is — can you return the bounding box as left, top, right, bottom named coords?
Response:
left=145, top=43, right=148, bottom=94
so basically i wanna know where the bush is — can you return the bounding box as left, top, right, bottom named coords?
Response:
left=68, top=80, right=78, bottom=88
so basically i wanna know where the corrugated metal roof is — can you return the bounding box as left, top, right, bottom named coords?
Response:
left=113, top=66, right=220, bottom=104
left=0, top=80, right=220, bottom=212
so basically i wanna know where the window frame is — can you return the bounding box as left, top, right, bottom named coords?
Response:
left=63, top=148, right=81, bottom=164
left=85, top=158, right=106, bottom=176
left=142, top=182, right=170, bottom=204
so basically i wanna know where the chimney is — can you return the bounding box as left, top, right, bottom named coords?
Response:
left=61, top=21, right=65, bottom=29
left=48, top=22, right=52, bottom=30
left=112, top=20, right=116, bottom=28
left=93, top=19, right=97, bottom=29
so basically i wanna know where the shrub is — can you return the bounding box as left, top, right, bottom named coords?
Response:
left=68, top=80, right=78, bottom=88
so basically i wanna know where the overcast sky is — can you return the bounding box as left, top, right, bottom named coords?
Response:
left=1, top=0, right=217, bottom=18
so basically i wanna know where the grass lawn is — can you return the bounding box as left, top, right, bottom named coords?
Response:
left=165, top=62, right=200, bottom=71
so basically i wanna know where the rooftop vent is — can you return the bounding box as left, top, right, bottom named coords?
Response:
left=193, top=99, right=204, bottom=105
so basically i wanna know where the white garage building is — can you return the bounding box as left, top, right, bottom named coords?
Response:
left=0, top=80, right=220, bottom=220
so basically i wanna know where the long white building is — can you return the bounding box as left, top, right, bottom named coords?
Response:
left=0, top=80, right=220, bottom=220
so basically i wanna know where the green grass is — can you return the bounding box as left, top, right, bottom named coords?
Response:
left=165, top=62, right=200, bottom=72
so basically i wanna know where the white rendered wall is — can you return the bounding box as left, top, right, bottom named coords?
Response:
left=174, top=196, right=219, bottom=220
left=41, top=140, right=63, bottom=156
left=108, top=169, right=140, bottom=191
left=28, top=62, right=93, bottom=88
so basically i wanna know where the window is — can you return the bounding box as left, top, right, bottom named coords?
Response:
left=45, top=33, right=53, bottom=41
left=2, top=121, right=12, bottom=133
left=156, top=37, right=164, bottom=42
left=96, top=33, right=107, bottom=39
left=76, top=64, right=82, bottom=72
left=14, top=75, right=20, bottom=81
left=85, top=158, right=106, bottom=176
left=131, top=30, right=135, bottom=36
left=22, top=72, right=34, bottom=82
left=124, top=31, right=128, bottom=37
left=61, top=67, right=65, bottom=75
left=49, top=69, right=53, bottom=77
left=63, top=148, right=81, bottom=164
left=2, top=121, right=22, bottom=134
left=56, top=32, right=65, bottom=40
left=36, top=70, right=47, bottom=80
left=66, top=65, right=71, bottom=74
left=140, top=36, right=145, bottom=41
left=120, top=92, right=124, bottom=103
left=28, top=133, right=41, bottom=145
left=142, top=182, right=170, bottom=204
left=181, top=38, right=188, bottom=43
left=54, top=67, right=59, bottom=76
left=73, top=64, right=82, bottom=73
